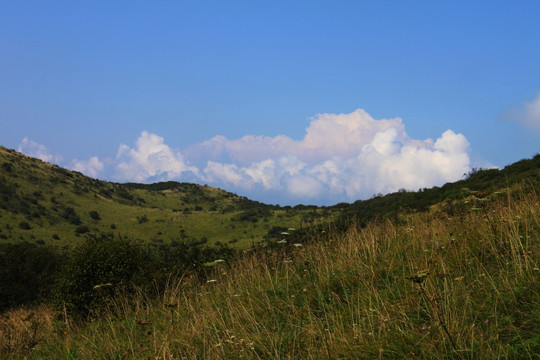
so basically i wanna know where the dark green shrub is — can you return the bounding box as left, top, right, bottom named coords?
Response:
left=150, top=240, right=236, bottom=281
left=54, top=234, right=148, bottom=317
left=137, top=215, right=148, bottom=224
left=61, top=207, right=81, bottom=225
left=0, top=243, right=64, bottom=311
left=1, top=162, right=13, bottom=173
left=74, top=225, right=90, bottom=235
left=18, top=221, right=31, bottom=230
left=89, top=210, right=101, bottom=221
left=115, top=187, right=134, bottom=201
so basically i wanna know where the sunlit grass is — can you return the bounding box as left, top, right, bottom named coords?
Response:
left=3, top=184, right=538, bottom=359
left=1, top=146, right=329, bottom=249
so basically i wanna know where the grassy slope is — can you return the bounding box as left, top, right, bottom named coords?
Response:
left=2, top=182, right=539, bottom=359
left=0, top=147, right=332, bottom=249
left=1, top=147, right=540, bottom=358
left=334, top=154, right=540, bottom=224
left=2, top=145, right=539, bottom=250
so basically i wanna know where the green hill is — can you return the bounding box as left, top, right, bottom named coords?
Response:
left=0, top=146, right=333, bottom=250
left=2, top=146, right=540, bottom=251
left=332, top=153, right=540, bottom=225
left=2, top=145, right=540, bottom=250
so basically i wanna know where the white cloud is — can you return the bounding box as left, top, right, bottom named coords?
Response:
left=15, top=109, right=472, bottom=205
left=507, top=92, right=540, bottom=133
left=186, top=109, right=404, bottom=165
left=300, top=109, right=404, bottom=161
left=283, top=174, right=325, bottom=199
left=204, top=161, right=246, bottom=187
left=17, top=137, right=63, bottom=163
left=69, top=156, right=104, bottom=178
left=115, top=131, right=199, bottom=182
left=193, top=109, right=470, bottom=203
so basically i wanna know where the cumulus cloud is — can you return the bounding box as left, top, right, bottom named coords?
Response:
left=15, top=109, right=472, bottom=205
left=191, top=109, right=470, bottom=203
left=18, top=137, right=63, bottom=163
left=203, top=156, right=306, bottom=192
left=506, top=93, right=540, bottom=133
left=69, top=156, right=104, bottom=178
left=308, top=129, right=469, bottom=198
left=185, top=109, right=404, bottom=165
left=115, top=131, right=199, bottom=182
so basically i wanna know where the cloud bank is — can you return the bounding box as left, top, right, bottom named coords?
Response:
left=183, top=109, right=470, bottom=203
left=18, top=109, right=471, bottom=205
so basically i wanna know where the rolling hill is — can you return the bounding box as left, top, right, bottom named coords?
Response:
left=2, top=146, right=540, bottom=250
left=0, top=146, right=334, bottom=250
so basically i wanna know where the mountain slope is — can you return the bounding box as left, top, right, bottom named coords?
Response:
left=0, top=147, right=330, bottom=249
left=334, top=153, right=540, bottom=224
left=2, top=145, right=540, bottom=249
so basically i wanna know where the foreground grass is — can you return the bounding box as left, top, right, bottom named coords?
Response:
left=2, top=187, right=539, bottom=359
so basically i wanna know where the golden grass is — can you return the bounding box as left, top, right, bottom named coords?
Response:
left=2, top=186, right=539, bottom=359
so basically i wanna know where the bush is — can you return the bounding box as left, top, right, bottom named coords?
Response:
left=18, top=221, right=31, bottom=230
left=61, top=207, right=81, bottom=225
left=137, top=215, right=148, bottom=224
left=0, top=243, right=64, bottom=311
left=89, top=210, right=101, bottom=221
left=150, top=240, right=236, bottom=282
left=54, top=234, right=148, bottom=317
left=75, top=225, right=90, bottom=235
left=1, top=162, right=13, bottom=173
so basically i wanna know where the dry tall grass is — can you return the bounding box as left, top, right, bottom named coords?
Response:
left=2, top=186, right=539, bottom=359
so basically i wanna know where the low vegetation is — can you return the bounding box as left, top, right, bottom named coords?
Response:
left=1, top=147, right=539, bottom=358
left=1, top=185, right=539, bottom=358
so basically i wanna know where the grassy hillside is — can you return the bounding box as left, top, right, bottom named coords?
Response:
left=1, top=181, right=539, bottom=359
left=0, top=146, right=333, bottom=250
left=332, top=153, right=540, bottom=225
left=2, top=145, right=539, bottom=251
left=1, top=147, right=540, bottom=358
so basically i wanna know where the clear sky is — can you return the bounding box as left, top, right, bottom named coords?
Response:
left=2, top=1, right=540, bottom=205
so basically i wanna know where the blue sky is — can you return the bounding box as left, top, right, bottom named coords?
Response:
left=2, top=1, right=540, bottom=205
